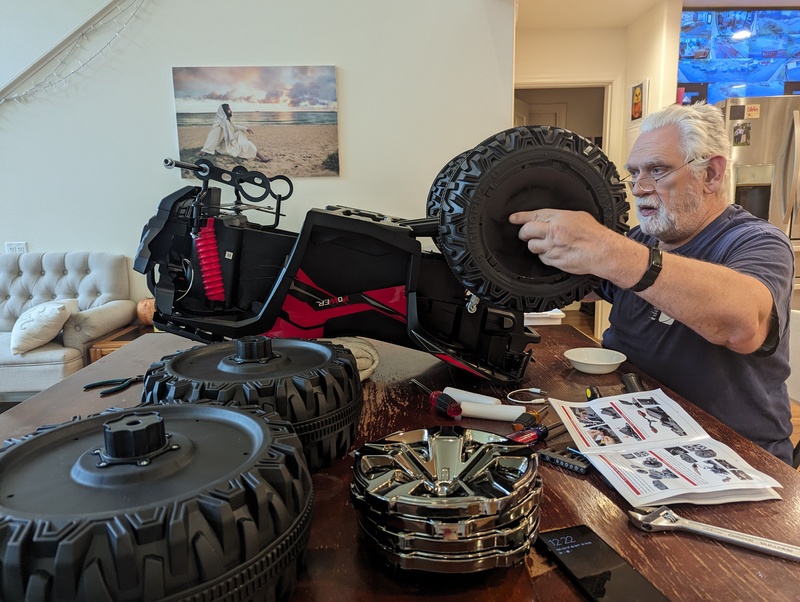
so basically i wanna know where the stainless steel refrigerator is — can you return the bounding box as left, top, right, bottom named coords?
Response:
left=717, top=95, right=800, bottom=240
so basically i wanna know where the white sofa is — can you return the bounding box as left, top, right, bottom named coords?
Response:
left=0, top=252, right=137, bottom=394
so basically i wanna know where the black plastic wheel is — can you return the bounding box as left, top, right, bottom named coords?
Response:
left=142, top=336, right=362, bottom=472
left=0, top=405, right=313, bottom=602
left=438, top=125, right=629, bottom=312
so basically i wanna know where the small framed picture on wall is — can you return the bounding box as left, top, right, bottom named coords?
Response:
left=629, top=79, right=648, bottom=124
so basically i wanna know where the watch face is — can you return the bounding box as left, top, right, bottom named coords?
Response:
left=629, top=246, right=662, bottom=292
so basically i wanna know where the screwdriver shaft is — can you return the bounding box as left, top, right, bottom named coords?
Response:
left=411, top=379, right=432, bottom=394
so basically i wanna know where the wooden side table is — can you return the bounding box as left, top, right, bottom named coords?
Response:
left=88, top=323, right=154, bottom=363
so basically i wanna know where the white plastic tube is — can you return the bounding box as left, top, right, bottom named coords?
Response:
left=442, top=387, right=502, bottom=405
left=458, top=402, right=526, bottom=421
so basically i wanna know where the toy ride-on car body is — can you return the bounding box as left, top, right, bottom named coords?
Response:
left=134, top=126, right=628, bottom=384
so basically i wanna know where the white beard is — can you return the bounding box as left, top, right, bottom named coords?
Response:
left=636, top=186, right=707, bottom=244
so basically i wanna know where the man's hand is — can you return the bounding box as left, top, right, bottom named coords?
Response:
left=509, top=209, right=776, bottom=355
left=509, top=209, right=621, bottom=277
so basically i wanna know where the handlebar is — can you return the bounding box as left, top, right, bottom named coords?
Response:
left=164, top=158, right=210, bottom=177
left=161, top=157, right=293, bottom=230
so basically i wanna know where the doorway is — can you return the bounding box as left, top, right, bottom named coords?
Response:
left=513, top=87, right=605, bottom=147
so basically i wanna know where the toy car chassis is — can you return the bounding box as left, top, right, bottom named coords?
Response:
left=134, top=125, right=628, bottom=383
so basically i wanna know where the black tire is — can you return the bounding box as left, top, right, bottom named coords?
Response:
left=438, top=125, right=629, bottom=312
left=142, top=337, right=363, bottom=472
left=0, top=405, right=313, bottom=602
left=425, top=150, right=471, bottom=251
left=426, top=150, right=471, bottom=219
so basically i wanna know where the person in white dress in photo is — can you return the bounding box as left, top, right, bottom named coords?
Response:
left=200, top=104, right=270, bottom=163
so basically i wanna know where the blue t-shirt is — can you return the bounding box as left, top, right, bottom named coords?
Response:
left=598, top=205, right=794, bottom=464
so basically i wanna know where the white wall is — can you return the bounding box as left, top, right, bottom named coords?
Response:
left=0, top=0, right=515, bottom=300
left=625, top=0, right=683, bottom=145
left=0, top=0, right=107, bottom=89
left=514, top=27, right=628, bottom=174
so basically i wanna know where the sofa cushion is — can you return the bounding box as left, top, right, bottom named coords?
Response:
left=62, top=300, right=137, bottom=350
left=10, top=299, right=79, bottom=354
left=0, top=332, right=84, bottom=390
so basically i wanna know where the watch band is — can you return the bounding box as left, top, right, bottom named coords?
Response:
left=629, top=246, right=662, bottom=292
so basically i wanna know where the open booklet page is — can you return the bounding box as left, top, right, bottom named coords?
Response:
left=548, top=389, right=782, bottom=507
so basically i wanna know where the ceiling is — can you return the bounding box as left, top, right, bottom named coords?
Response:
left=516, top=1, right=800, bottom=31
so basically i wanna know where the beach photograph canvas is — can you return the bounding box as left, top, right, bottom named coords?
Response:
left=172, top=66, right=339, bottom=178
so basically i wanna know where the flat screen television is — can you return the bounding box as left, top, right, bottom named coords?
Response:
left=678, top=10, right=800, bottom=104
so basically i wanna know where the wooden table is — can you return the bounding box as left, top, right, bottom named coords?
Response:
left=2, top=327, right=799, bottom=600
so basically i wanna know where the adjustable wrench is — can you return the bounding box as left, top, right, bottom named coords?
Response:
left=628, top=505, right=800, bottom=563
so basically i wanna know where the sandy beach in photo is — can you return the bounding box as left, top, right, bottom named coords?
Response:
left=176, top=124, right=339, bottom=178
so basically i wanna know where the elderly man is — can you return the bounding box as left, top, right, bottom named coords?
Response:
left=510, top=102, right=794, bottom=464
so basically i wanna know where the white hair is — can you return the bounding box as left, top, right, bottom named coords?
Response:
left=640, top=101, right=731, bottom=200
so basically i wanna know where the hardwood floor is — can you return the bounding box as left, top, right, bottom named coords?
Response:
left=561, top=309, right=800, bottom=449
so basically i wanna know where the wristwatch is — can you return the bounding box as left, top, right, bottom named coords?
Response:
left=628, top=246, right=662, bottom=292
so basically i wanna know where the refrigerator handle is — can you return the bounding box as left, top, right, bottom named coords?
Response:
left=784, top=110, right=800, bottom=223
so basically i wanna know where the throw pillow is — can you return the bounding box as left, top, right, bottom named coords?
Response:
left=10, top=299, right=79, bottom=354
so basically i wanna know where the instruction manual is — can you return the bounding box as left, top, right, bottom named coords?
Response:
left=549, top=388, right=782, bottom=506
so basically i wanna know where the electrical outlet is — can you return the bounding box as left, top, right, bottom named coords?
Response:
left=4, top=242, right=27, bottom=254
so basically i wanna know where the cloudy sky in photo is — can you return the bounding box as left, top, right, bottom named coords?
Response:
left=172, top=65, right=337, bottom=113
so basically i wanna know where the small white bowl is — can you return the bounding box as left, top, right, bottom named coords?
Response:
left=564, top=347, right=626, bottom=374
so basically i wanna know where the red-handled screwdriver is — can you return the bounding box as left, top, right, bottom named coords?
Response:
left=506, top=422, right=565, bottom=445
left=411, top=379, right=462, bottom=418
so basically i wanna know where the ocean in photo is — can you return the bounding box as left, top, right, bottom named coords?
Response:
left=177, top=111, right=337, bottom=128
